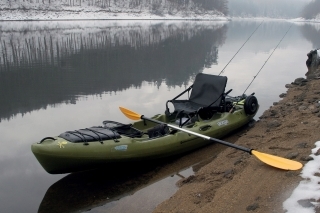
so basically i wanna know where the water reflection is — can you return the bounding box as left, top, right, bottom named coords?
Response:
left=0, top=21, right=227, bottom=122
left=38, top=157, right=200, bottom=213
left=299, top=23, right=320, bottom=49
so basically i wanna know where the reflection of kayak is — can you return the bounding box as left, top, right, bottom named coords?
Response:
left=37, top=163, right=161, bottom=213
left=37, top=156, right=204, bottom=213
left=31, top=74, right=259, bottom=174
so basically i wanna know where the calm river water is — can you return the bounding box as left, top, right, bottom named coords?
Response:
left=0, top=20, right=319, bottom=213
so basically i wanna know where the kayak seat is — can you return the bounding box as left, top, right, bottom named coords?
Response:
left=165, top=73, right=228, bottom=126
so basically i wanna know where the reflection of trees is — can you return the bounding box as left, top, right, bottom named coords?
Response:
left=301, top=0, right=320, bottom=19
left=300, top=24, right=320, bottom=49
left=224, top=21, right=299, bottom=53
left=0, top=23, right=227, bottom=122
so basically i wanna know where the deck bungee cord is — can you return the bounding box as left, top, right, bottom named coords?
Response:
left=218, top=21, right=264, bottom=76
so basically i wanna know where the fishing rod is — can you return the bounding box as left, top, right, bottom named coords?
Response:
left=241, top=24, right=293, bottom=96
left=228, top=24, right=293, bottom=113
left=218, top=21, right=264, bottom=76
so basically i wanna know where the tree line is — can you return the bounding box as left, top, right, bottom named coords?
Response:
left=3, top=0, right=228, bottom=15
left=228, top=0, right=309, bottom=18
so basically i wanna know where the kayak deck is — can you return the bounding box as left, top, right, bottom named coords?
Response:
left=31, top=101, right=257, bottom=174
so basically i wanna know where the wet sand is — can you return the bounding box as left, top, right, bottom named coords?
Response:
left=153, top=68, right=320, bottom=212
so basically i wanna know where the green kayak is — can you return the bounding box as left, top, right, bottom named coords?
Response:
left=31, top=74, right=259, bottom=174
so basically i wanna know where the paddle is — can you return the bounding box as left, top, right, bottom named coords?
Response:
left=119, top=107, right=302, bottom=171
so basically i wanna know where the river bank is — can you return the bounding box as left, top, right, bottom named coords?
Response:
left=153, top=55, right=320, bottom=213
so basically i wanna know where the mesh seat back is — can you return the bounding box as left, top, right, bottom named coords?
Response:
left=188, top=73, right=227, bottom=107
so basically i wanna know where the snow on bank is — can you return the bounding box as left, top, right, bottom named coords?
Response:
left=283, top=141, right=320, bottom=213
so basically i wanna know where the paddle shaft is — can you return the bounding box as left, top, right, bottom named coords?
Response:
left=141, top=115, right=252, bottom=154
left=119, top=107, right=302, bottom=170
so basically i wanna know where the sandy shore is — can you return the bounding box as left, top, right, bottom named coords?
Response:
left=153, top=60, right=320, bottom=212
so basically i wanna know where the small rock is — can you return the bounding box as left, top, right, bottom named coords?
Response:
left=295, top=95, right=304, bottom=102
left=315, top=149, right=320, bottom=156
left=246, top=203, right=259, bottom=211
left=267, top=120, right=281, bottom=128
left=292, top=78, right=307, bottom=85
left=296, top=142, right=309, bottom=148
left=286, top=171, right=299, bottom=177
left=298, top=199, right=315, bottom=208
left=270, top=110, right=277, bottom=116
left=285, top=84, right=294, bottom=88
left=309, top=105, right=316, bottom=110
left=312, top=109, right=320, bottom=114
left=279, top=93, right=287, bottom=98
left=194, top=200, right=201, bottom=204
left=300, top=156, right=314, bottom=161
left=273, top=102, right=279, bottom=105
left=181, top=175, right=195, bottom=184
left=314, top=172, right=320, bottom=177
left=299, top=106, right=307, bottom=111
left=286, top=152, right=299, bottom=159
left=224, top=169, right=234, bottom=179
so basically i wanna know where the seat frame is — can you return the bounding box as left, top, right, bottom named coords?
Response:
left=165, top=73, right=231, bottom=126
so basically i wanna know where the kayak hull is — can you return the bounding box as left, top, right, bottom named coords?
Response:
left=32, top=102, right=258, bottom=174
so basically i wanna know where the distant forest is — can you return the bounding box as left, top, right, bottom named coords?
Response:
left=3, top=0, right=229, bottom=15
left=301, top=0, right=320, bottom=19
left=228, top=0, right=310, bottom=18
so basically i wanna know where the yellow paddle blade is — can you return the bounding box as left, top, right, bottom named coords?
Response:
left=119, top=107, right=142, bottom=120
left=251, top=150, right=302, bottom=171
